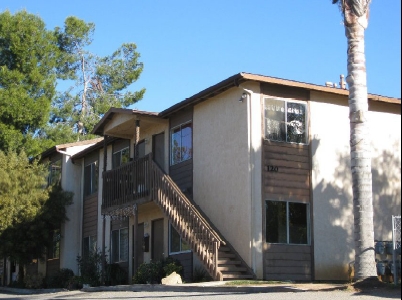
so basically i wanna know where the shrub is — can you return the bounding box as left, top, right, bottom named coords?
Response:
left=105, top=263, right=128, bottom=286
left=45, top=268, right=74, bottom=288
left=192, top=265, right=212, bottom=283
left=133, top=257, right=183, bottom=284
left=77, top=250, right=104, bottom=287
left=24, top=273, right=45, bottom=289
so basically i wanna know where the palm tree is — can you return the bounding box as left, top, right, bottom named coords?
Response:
left=332, top=0, right=377, bottom=280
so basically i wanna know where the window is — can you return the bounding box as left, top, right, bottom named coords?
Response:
left=171, top=122, right=192, bottom=165
left=113, top=147, right=130, bottom=168
left=83, top=236, right=97, bottom=258
left=84, top=161, right=98, bottom=197
left=265, top=200, right=309, bottom=245
left=111, top=228, right=129, bottom=263
left=264, top=98, right=307, bottom=144
left=48, top=160, right=61, bottom=186
left=169, top=224, right=191, bottom=254
left=48, top=230, right=60, bottom=259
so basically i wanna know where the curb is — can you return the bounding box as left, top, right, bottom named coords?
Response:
left=0, top=286, right=66, bottom=295
left=81, top=283, right=303, bottom=294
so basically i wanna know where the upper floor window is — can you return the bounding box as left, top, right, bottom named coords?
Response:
left=48, top=160, right=61, bottom=186
left=265, top=200, right=310, bottom=245
left=84, top=161, right=98, bottom=197
left=264, top=98, right=308, bottom=144
left=171, top=122, right=192, bottom=165
left=113, top=147, right=130, bottom=168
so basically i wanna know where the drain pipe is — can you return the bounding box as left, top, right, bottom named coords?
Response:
left=239, top=86, right=257, bottom=275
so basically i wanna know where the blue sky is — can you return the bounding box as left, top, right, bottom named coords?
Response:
left=2, top=0, right=401, bottom=113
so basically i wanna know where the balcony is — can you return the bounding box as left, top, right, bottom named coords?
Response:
left=102, top=154, right=152, bottom=213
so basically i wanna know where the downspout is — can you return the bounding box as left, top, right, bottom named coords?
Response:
left=240, top=87, right=256, bottom=275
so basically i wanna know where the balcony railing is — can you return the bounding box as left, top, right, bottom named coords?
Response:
left=102, top=155, right=151, bottom=212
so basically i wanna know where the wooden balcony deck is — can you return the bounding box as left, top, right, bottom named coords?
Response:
left=102, top=155, right=152, bottom=213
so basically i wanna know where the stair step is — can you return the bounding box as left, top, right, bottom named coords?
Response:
left=218, top=259, right=241, bottom=265
left=219, top=246, right=230, bottom=252
left=222, top=274, right=254, bottom=280
left=219, top=252, right=236, bottom=258
left=219, top=266, right=247, bottom=272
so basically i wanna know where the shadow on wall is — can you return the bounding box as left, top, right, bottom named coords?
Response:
left=311, top=137, right=401, bottom=280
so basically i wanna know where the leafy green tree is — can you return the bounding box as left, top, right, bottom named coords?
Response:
left=332, top=0, right=377, bottom=280
left=0, top=151, right=73, bottom=276
left=48, top=16, right=145, bottom=142
left=0, top=10, right=63, bottom=156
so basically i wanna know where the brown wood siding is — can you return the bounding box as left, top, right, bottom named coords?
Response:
left=25, top=261, right=38, bottom=276
left=46, top=259, right=60, bottom=277
left=83, top=194, right=98, bottom=237
left=169, top=159, right=193, bottom=198
left=169, top=108, right=193, bottom=198
left=262, top=140, right=312, bottom=281
left=261, top=83, right=309, bottom=101
left=169, top=108, right=193, bottom=128
left=263, top=244, right=311, bottom=281
left=170, top=252, right=193, bottom=282
left=263, top=140, right=311, bottom=202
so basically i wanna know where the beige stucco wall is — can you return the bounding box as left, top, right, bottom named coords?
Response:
left=310, top=91, right=401, bottom=280
left=193, top=82, right=263, bottom=277
left=60, top=144, right=96, bottom=274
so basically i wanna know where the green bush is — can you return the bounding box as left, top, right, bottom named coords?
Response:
left=192, top=265, right=212, bottom=283
left=45, top=268, right=74, bottom=288
left=77, top=250, right=104, bottom=287
left=24, top=273, right=45, bottom=289
left=133, top=257, right=183, bottom=284
left=105, top=263, right=128, bottom=286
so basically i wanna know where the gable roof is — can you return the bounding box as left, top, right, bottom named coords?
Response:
left=40, top=138, right=104, bottom=161
left=92, top=108, right=159, bottom=136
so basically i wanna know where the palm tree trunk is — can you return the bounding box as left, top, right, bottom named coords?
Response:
left=344, top=5, right=377, bottom=279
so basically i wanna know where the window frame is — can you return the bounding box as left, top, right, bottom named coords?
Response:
left=111, top=228, right=129, bottom=263
left=84, top=160, right=98, bottom=197
left=265, top=200, right=310, bottom=245
left=264, top=97, right=308, bottom=145
left=48, top=229, right=60, bottom=260
left=112, top=146, right=130, bottom=168
left=83, top=235, right=97, bottom=258
left=170, top=121, right=193, bottom=166
left=169, top=223, right=191, bottom=255
left=48, top=159, right=62, bottom=186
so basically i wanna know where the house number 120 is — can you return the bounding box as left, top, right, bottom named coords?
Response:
left=267, top=165, right=279, bottom=172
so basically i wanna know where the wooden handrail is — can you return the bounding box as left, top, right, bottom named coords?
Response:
left=102, top=154, right=226, bottom=280
left=149, top=156, right=224, bottom=281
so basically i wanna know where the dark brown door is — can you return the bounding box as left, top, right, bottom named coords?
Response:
left=152, top=132, right=165, bottom=171
left=151, top=219, right=164, bottom=261
left=133, top=223, right=144, bottom=274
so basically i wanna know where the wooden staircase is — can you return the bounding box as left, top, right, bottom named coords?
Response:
left=149, top=156, right=254, bottom=281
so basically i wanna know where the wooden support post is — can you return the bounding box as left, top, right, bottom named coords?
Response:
left=134, top=120, right=140, bottom=160
left=101, top=214, right=106, bottom=285
left=133, top=204, right=138, bottom=276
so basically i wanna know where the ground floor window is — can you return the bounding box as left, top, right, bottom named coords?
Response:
left=265, top=200, right=310, bottom=245
left=169, top=224, right=191, bottom=254
left=83, top=235, right=97, bottom=258
left=111, top=228, right=129, bottom=263
left=48, top=229, right=60, bottom=259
